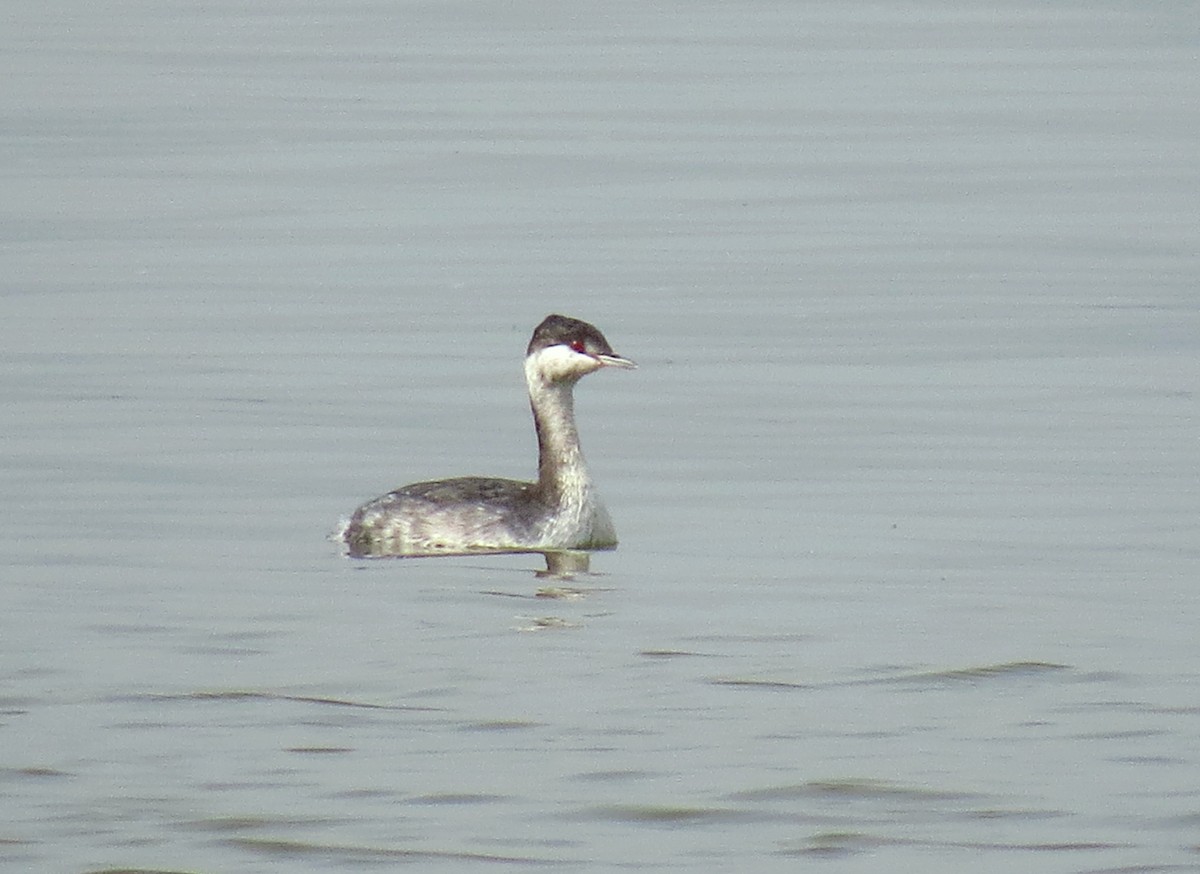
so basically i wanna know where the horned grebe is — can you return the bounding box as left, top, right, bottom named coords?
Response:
left=341, top=314, right=635, bottom=557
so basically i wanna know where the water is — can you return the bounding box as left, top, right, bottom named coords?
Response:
left=3, top=1, right=1199, bottom=871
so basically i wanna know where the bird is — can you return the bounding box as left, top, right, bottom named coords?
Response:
left=340, top=314, right=634, bottom=557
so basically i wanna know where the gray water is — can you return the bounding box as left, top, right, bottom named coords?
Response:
left=3, top=2, right=1200, bottom=872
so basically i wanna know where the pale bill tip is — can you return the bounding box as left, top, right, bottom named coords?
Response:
left=598, top=354, right=637, bottom=369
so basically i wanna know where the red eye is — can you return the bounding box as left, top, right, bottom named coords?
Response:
left=570, top=339, right=586, bottom=354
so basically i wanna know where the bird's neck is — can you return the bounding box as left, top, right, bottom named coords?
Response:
left=526, top=360, right=592, bottom=507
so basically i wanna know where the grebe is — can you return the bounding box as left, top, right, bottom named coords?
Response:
left=341, top=314, right=635, bottom=557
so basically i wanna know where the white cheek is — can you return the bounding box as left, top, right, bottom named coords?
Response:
left=528, top=345, right=597, bottom=381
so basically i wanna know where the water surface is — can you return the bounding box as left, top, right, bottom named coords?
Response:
left=3, top=2, right=1199, bottom=872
